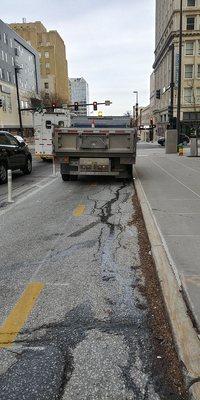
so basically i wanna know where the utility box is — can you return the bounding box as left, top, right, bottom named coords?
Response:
left=190, top=138, right=199, bottom=157
left=165, top=130, right=178, bottom=154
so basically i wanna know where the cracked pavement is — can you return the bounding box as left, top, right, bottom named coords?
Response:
left=0, top=175, right=188, bottom=399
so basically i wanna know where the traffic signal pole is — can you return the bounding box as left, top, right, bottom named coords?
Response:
left=170, top=43, right=175, bottom=129
left=14, top=66, right=24, bottom=137
left=177, top=0, right=183, bottom=141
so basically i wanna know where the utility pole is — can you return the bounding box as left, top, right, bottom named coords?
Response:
left=177, top=0, right=183, bottom=141
left=14, top=65, right=23, bottom=138
left=133, top=91, right=139, bottom=128
left=170, top=43, right=175, bottom=128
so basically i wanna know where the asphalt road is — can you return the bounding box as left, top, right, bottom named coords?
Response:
left=0, top=157, right=188, bottom=399
left=0, top=157, right=54, bottom=206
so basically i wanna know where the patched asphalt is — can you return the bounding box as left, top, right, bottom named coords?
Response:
left=0, top=173, right=188, bottom=399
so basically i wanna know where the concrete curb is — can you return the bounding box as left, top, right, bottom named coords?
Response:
left=133, top=167, right=200, bottom=400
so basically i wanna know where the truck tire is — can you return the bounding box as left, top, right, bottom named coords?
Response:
left=0, top=163, right=7, bottom=184
left=62, top=174, right=70, bottom=181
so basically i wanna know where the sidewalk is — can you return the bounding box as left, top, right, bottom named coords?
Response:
left=135, top=146, right=200, bottom=398
left=135, top=147, right=200, bottom=332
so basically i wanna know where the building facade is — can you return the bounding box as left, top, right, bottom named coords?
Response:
left=0, top=19, right=40, bottom=135
left=69, top=78, right=89, bottom=115
left=10, top=21, right=70, bottom=104
left=154, top=0, right=200, bottom=136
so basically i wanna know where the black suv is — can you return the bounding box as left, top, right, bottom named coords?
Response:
left=0, top=131, right=32, bottom=184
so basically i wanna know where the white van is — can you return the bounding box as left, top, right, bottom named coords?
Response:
left=34, top=109, right=71, bottom=160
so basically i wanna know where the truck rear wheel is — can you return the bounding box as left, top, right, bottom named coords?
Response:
left=62, top=174, right=70, bottom=181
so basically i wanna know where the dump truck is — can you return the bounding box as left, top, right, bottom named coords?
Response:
left=52, top=124, right=137, bottom=180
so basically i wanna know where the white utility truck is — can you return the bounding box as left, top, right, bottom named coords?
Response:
left=34, top=109, right=70, bottom=160
left=52, top=121, right=137, bottom=180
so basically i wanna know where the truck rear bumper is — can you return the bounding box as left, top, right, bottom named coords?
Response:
left=69, top=171, right=119, bottom=176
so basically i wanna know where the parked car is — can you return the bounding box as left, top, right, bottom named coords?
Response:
left=158, top=134, right=190, bottom=147
left=12, top=134, right=26, bottom=144
left=0, top=131, right=32, bottom=184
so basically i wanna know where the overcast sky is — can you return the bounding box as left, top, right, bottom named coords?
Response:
left=2, top=0, right=155, bottom=115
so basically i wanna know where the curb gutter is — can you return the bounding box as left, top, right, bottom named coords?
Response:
left=133, top=167, right=200, bottom=400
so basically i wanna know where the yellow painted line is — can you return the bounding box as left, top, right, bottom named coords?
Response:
left=73, top=204, right=86, bottom=217
left=0, top=282, right=44, bottom=348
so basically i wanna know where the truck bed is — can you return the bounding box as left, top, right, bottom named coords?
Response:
left=53, top=127, right=137, bottom=179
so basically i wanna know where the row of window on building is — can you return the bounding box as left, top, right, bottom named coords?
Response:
left=187, top=0, right=197, bottom=6
left=184, top=64, right=200, bottom=78
left=0, top=67, right=13, bottom=83
left=184, top=87, right=200, bottom=103
left=1, top=50, right=15, bottom=65
left=39, top=51, right=50, bottom=59
left=0, top=31, right=13, bottom=47
left=185, top=41, right=200, bottom=55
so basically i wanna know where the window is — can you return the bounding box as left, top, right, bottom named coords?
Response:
left=0, top=68, right=2, bottom=79
left=45, top=52, right=49, bottom=58
left=7, top=71, right=11, bottom=82
left=10, top=38, right=12, bottom=48
left=8, top=135, right=19, bottom=146
left=184, top=87, right=192, bottom=103
left=187, top=17, right=195, bottom=30
left=44, top=82, right=49, bottom=89
left=46, top=120, right=52, bottom=129
left=1, top=69, right=5, bottom=80
left=3, top=33, right=8, bottom=44
left=196, top=88, right=200, bottom=103
left=197, top=65, right=200, bottom=78
left=45, top=62, right=50, bottom=68
left=1, top=50, right=4, bottom=60
left=5, top=53, right=7, bottom=62
left=0, top=134, right=10, bottom=145
left=185, top=64, right=193, bottom=78
left=187, top=0, right=195, bottom=5
left=11, top=57, right=14, bottom=66
left=185, top=42, right=194, bottom=55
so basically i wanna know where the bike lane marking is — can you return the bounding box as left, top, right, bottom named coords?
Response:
left=0, top=282, right=44, bottom=348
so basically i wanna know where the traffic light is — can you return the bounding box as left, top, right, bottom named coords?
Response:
left=156, top=89, right=161, bottom=99
left=74, top=102, right=79, bottom=111
left=0, top=99, right=3, bottom=108
left=93, top=101, right=97, bottom=111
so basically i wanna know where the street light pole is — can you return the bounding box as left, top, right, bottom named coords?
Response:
left=133, top=91, right=139, bottom=128
left=14, top=65, right=23, bottom=138
left=177, top=0, right=183, bottom=141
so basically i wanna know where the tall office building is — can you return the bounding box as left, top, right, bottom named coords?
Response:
left=69, top=78, right=89, bottom=115
left=153, top=0, right=200, bottom=135
left=0, top=19, right=40, bottom=135
left=10, top=20, right=70, bottom=104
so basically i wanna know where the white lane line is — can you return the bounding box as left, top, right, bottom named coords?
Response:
left=0, top=177, right=59, bottom=218
left=163, top=156, right=200, bottom=175
left=150, top=159, right=200, bottom=200
left=166, top=234, right=200, bottom=237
